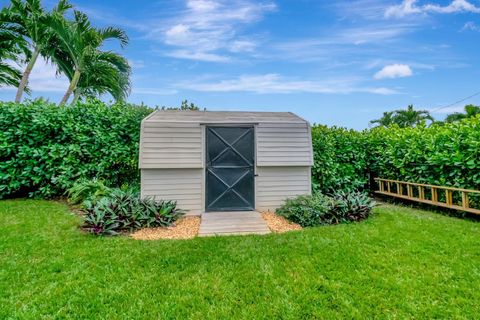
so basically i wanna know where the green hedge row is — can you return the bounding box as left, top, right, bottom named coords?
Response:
left=1, top=101, right=478, bottom=199
left=311, top=125, right=370, bottom=194
left=369, top=118, right=480, bottom=190
left=0, top=100, right=152, bottom=198
left=311, top=116, right=480, bottom=193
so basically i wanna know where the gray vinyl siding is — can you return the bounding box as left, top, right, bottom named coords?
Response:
left=141, top=169, right=203, bottom=211
left=256, top=166, right=311, bottom=212
left=256, top=122, right=313, bottom=166
left=139, top=121, right=203, bottom=169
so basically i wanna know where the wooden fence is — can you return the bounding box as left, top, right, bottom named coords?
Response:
left=374, top=178, right=480, bottom=215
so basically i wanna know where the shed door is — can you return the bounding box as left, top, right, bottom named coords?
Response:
left=206, top=126, right=254, bottom=211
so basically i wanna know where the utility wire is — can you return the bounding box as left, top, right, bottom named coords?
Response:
left=430, top=90, right=480, bottom=113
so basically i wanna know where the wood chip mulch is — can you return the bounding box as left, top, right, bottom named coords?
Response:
left=261, top=212, right=302, bottom=233
left=130, top=216, right=201, bottom=240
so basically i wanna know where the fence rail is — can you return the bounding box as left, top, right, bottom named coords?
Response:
left=374, top=178, right=480, bottom=215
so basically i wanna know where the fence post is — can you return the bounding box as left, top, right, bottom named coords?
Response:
left=432, top=187, right=438, bottom=203
left=462, top=192, right=469, bottom=209
left=407, top=184, right=413, bottom=199
left=446, top=190, right=453, bottom=206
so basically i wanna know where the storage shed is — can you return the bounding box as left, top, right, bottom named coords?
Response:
left=139, top=110, right=313, bottom=214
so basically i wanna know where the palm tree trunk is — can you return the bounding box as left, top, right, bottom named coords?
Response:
left=71, top=89, right=81, bottom=105
left=15, top=48, right=40, bottom=103
left=60, top=69, right=81, bottom=105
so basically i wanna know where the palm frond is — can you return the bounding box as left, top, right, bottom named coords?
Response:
left=97, top=26, right=129, bottom=48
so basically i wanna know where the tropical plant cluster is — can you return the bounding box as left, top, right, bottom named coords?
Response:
left=0, top=100, right=152, bottom=198
left=0, top=0, right=131, bottom=104
left=277, top=191, right=375, bottom=227
left=81, top=188, right=184, bottom=236
left=370, top=104, right=434, bottom=128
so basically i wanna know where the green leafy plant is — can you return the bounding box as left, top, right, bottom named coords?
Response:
left=330, top=191, right=376, bottom=222
left=82, top=188, right=185, bottom=235
left=311, top=125, right=370, bottom=194
left=277, top=191, right=375, bottom=227
left=67, top=178, right=111, bottom=204
left=0, top=100, right=152, bottom=199
left=277, top=193, right=335, bottom=227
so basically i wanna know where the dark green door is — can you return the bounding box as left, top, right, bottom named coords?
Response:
left=206, top=126, right=254, bottom=211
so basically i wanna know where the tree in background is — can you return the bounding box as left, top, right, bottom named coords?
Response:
left=162, top=100, right=201, bottom=111
left=445, top=104, right=480, bottom=123
left=370, top=105, right=434, bottom=128
left=0, top=21, right=29, bottom=88
left=1, top=0, right=72, bottom=102
left=369, top=111, right=395, bottom=128
left=46, top=10, right=129, bottom=105
left=180, top=99, right=200, bottom=110
left=394, top=105, right=434, bottom=127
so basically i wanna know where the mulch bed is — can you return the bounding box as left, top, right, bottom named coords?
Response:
left=262, top=212, right=302, bottom=233
left=130, top=216, right=201, bottom=240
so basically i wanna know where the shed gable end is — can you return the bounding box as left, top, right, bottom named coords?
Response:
left=256, top=122, right=313, bottom=166
left=139, top=122, right=203, bottom=169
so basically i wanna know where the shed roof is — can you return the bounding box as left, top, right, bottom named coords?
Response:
left=145, top=110, right=308, bottom=124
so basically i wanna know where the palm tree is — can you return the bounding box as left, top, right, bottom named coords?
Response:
left=369, top=111, right=395, bottom=128
left=1, top=0, right=72, bottom=102
left=445, top=104, right=480, bottom=123
left=46, top=10, right=129, bottom=105
left=71, top=51, right=131, bottom=104
left=0, top=22, right=30, bottom=88
left=394, top=105, right=434, bottom=127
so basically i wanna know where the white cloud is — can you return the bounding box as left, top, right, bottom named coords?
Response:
left=374, top=64, right=413, bottom=79
left=0, top=58, right=69, bottom=93
left=154, top=0, right=276, bottom=61
left=385, top=0, right=422, bottom=18
left=424, top=0, right=480, bottom=13
left=462, top=21, right=480, bottom=31
left=385, top=0, right=480, bottom=18
left=131, top=88, right=178, bottom=95
left=229, top=40, right=257, bottom=53
left=176, top=73, right=398, bottom=95
left=164, top=50, right=230, bottom=62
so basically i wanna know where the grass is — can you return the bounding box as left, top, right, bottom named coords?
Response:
left=1, top=200, right=479, bottom=319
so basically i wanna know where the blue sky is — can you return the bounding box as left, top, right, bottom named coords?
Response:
left=2, top=0, right=480, bottom=129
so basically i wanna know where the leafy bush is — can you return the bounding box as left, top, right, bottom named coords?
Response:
left=276, top=193, right=334, bottom=227
left=67, top=178, right=111, bottom=204
left=311, top=117, right=480, bottom=197
left=330, top=191, right=376, bottom=222
left=368, top=117, right=480, bottom=190
left=311, top=125, right=370, bottom=194
left=82, top=189, right=185, bottom=235
left=0, top=100, right=153, bottom=199
left=277, top=191, right=375, bottom=227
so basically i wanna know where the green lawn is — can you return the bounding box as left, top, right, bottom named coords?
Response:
left=1, top=200, right=479, bottom=319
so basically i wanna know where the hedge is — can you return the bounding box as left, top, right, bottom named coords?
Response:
left=369, top=117, right=480, bottom=190
left=0, top=100, right=152, bottom=198
left=311, top=125, right=370, bottom=194
left=311, top=117, right=480, bottom=193
left=1, top=101, right=479, bottom=199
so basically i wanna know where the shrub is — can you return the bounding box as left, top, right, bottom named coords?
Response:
left=82, top=189, right=185, bottom=235
left=330, top=191, right=376, bottom=222
left=0, top=99, right=153, bottom=199
left=67, top=178, right=112, bottom=204
left=277, top=191, right=375, bottom=227
left=277, top=193, right=334, bottom=227
left=311, top=118, right=480, bottom=196
left=368, top=117, right=480, bottom=190
left=311, top=125, right=370, bottom=194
